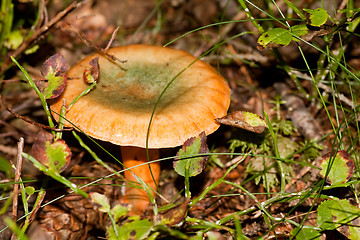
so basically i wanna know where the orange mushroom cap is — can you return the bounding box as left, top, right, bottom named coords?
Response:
left=50, top=45, right=230, bottom=148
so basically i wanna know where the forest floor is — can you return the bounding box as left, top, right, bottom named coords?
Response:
left=1, top=0, right=360, bottom=239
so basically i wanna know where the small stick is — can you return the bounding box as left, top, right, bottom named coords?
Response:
left=105, top=26, right=120, bottom=51
left=12, top=138, right=24, bottom=221
left=5, top=107, right=73, bottom=132
left=62, top=22, right=126, bottom=64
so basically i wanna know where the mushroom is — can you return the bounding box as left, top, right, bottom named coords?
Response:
left=50, top=44, right=230, bottom=215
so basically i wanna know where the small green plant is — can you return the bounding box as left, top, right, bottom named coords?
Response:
left=90, top=192, right=154, bottom=240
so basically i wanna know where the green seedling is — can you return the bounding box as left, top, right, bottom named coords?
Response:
left=90, top=192, right=153, bottom=240
left=173, top=132, right=209, bottom=199
left=257, top=8, right=329, bottom=49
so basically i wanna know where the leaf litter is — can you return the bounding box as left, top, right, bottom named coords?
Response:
left=1, top=0, right=360, bottom=239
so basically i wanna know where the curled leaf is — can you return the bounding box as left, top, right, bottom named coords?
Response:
left=319, top=150, right=354, bottom=185
left=173, top=132, right=209, bottom=177
left=40, top=53, right=69, bottom=99
left=216, top=111, right=267, bottom=134
left=83, top=57, right=100, bottom=83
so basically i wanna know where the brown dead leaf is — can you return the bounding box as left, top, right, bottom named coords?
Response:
left=216, top=111, right=267, bottom=134
left=158, top=199, right=189, bottom=226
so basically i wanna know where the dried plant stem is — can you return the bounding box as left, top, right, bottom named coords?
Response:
left=11, top=137, right=24, bottom=222
left=105, top=26, right=120, bottom=51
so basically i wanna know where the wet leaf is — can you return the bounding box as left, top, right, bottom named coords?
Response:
left=317, top=199, right=360, bottom=239
left=40, top=53, right=68, bottom=99
left=304, top=8, right=329, bottom=27
left=173, top=132, right=209, bottom=177
left=216, top=111, right=267, bottom=133
left=319, top=150, right=354, bottom=184
left=31, top=130, right=71, bottom=173
left=83, top=57, right=100, bottom=83
left=89, top=192, right=111, bottom=212
left=107, top=216, right=153, bottom=240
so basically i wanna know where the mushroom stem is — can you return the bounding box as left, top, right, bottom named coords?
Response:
left=121, top=146, right=160, bottom=215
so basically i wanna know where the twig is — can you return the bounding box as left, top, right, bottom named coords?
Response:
left=0, top=2, right=79, bottom=75
left=11, top=138, right=24, bottom=222
left=105, top=26, right=120, bottom=51
left=62, top=22, right=126, bottom=64
left=5, top=106, right=73, bottom=132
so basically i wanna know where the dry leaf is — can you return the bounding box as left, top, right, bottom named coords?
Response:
left=216, top=111, right=267, bottom=134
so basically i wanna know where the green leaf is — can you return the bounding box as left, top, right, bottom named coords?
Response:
left=107, top=217, right=153, bottom=240
left=173, top=132, right=209, bottom=177
left=0, top=156, right=12, bottom=177
left=290, top=25, right=309, bottom=41
left=111, top=204, right=129, bottom=222
left=257, top=28, right=292, bottom=49
left=4, top=30, right=23, bottom=49
left=304, top=8, right=329, bottom=27
left=24, top=186, right=35, bottom=196
left=89, top=192, right=111, bottom=212
left=317, top=199, right=360, bottom=231
left=291, top=227, right=321, bottom=240
left=45, top=139, right=71, bottom=172
left=4, top=217, right=29, bottom=240
left=31, top=130, right=71, bottom=173
left=319, top=150, right=354, bottom=184
left=25, top=44, right=39, bottom=55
